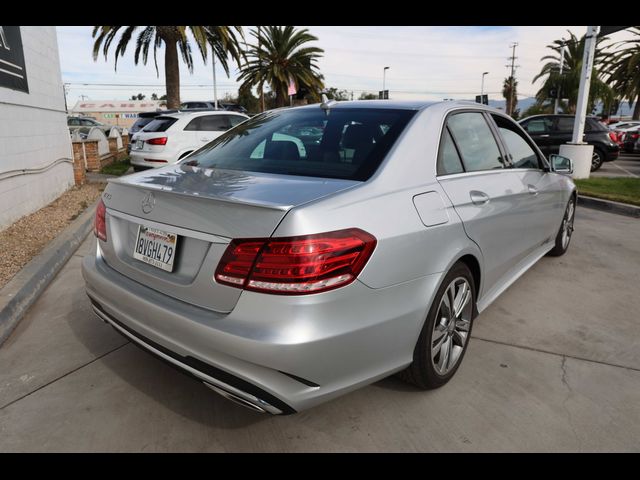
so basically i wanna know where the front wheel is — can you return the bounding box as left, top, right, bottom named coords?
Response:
left=547, top=196, right=576, bottom=257
left=398, top=262, right=476, bottom=389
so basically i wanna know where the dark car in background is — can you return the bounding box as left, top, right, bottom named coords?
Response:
left=519, top=114, right=619, bottom=171
left=180, top=101, right=248, bottom=114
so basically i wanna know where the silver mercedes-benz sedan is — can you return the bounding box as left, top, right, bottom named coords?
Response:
left=82, top=100, right=576, bottom=414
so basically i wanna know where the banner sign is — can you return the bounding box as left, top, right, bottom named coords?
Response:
left=0, top=26, right=29, bottom=93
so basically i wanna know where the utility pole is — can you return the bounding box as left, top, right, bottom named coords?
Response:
left=554, top=42, right=566, bottom=114
left=505, top=42, right=519, bottom=115
left=212, top=54, right=218, bottom=109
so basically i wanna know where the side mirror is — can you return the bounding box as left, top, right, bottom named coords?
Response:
left=549, top=154, right=573, bottom=174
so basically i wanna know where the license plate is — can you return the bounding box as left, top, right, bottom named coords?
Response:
left=136, top=140, right=143, bottom=149
left=133, top=225, right=177, bottom=272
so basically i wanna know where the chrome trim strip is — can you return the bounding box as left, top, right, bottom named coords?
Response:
left=91, top=306, right=283, bottom=415
left=106, top=208, right=230, bottom=244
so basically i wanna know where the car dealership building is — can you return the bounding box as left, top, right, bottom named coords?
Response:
left=69, top=100, right=165, bottom=129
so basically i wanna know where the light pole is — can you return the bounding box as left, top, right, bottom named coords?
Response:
left=382, top=66, right=390, bottom=99
left=481, top=72, right=489, bottom=104
left=554, top=42, right=565, bottom=114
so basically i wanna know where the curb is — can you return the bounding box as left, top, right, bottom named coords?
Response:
left=577, top=195, right=640, bottom=218
left=0, top=199, right=99, bottom=346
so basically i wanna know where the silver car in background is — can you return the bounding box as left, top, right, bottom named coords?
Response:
left=82, top=100, right=577, bottom=414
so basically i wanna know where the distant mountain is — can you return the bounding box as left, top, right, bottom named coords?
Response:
left=487, top=97, right=537, bottom=113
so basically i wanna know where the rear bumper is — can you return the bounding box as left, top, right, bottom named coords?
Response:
left=602, top=144, right=620, bottom=161
left=130, top=150, right=174, bottom=168
left=81, top=251, right=440, bottom=413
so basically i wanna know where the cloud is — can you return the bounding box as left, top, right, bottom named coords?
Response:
left=57, top=26, right=636, bottom=104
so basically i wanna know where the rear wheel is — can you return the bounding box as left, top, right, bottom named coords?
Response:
left=590, top=148, right=604, bottom=171
left=547, top=196, right=576, bottom=257
left=399, top=262, right=475, bottom=389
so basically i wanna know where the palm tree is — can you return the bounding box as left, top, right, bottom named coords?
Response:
left=92, top=26, right=244, bottom=109
left=502, top=76, right=518, bottom=117
left=237, top=26, right=324, bottom=108
left=533, top=30, right=611, bottom=114
left=603, top=27, right=640, bottom=119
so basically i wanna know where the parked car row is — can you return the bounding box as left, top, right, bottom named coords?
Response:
left=519, top=114, right=620, bottom=171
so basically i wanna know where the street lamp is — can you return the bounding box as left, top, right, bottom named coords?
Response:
left=481, top=72, right=489, bottom=103
left=383, top=66, right=390, bottom=99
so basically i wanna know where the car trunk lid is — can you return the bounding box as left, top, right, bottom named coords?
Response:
left=99, top=165, right=359, bottom=312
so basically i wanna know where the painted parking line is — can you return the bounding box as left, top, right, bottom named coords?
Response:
left=612, top=162, right=639, bottom=178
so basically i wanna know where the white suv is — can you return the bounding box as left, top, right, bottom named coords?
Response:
left=129, top=111, right=249, bottom=171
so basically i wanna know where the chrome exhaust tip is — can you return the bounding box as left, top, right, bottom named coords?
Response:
left=203, top=382, right=270, bottom=414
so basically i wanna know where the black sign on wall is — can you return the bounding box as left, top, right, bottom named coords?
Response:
left=0, top=26, right=29, bottom=93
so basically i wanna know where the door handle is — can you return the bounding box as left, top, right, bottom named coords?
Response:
left=539, top=134, right=550, bottom=138
left=528, top=185, right=539, bottom=195
left=470, top=190, right=490, bottom=205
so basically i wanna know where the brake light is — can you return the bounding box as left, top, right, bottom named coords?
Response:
left=631, top=133, right=640, bottom=140
left=609, top=132, right=618, bottom=142
left=215, top=228, right=377, bottom=294
left=146, top=137, right=168, bottom=145
left=94, top=199, right=107, bottom=241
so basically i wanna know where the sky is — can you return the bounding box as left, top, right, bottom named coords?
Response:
left=56, top=26, right=635, bottom=107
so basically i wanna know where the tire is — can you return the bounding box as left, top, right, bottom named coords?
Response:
left=398, top=262, right=476, bottom=389
left=547, top=196, right=576, bottom=257
left=590, top=148, right=605, bottom=171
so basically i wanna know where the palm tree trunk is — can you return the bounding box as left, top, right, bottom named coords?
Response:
left=275, top=89, right=286, bottom=108
left=633, top=93, right=640, bottom=120
left=164, top=39, right=180, bottom=109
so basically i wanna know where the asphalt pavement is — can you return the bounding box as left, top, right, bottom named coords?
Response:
left=0, top=207, right=639, bottom=452
left=592, top=153, right=640, bottom=178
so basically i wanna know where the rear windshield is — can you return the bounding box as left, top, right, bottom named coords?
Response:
left=143, top=116, right=178, bottom=132
left=132, top=117, right=155, bottom=130
left=181, top=108, right=416, bottom=181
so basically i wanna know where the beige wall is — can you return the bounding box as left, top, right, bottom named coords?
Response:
left=83, top=112, right=138, bottom=129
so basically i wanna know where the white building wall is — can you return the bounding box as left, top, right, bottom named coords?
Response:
left=0, top=26, right=74, bottom=230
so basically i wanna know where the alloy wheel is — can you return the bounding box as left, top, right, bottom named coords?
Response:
left=561, top=200, right=575, bottom=250
left=591, top=151, right=602, bottom=170
left=431, top=277, right=473, bottom=376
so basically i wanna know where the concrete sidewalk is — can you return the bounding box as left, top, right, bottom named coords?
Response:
left=1, top=208, right=639, bottom=452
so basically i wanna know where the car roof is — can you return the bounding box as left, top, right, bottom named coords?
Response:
left=155, top=110, right=249, bottom=120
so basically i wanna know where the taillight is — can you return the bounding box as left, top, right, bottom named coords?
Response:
left=146, top=137, right=168, bottom=145
left=609, top=131, right=618, bottom=141
left=94, top=199, right=107, bottom=242
left=631, top=133, right=640, bottom=140
left=214, top=228, right=377, bottom=295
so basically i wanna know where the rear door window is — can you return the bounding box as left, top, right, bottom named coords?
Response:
left=184, top=115, right=231, bottom=131
left=143, top=117, right=178, bottom=132
left=437, top=128, right=464, bottom=175
left=447, top=112, right=505, bottom=172
left=555, top=117, right=574, bottom=132
left=491, top=114, right=541, bottom=169
left=228, top=115, right=247, bottom=127
left=522, top=118, right=552, bottom=134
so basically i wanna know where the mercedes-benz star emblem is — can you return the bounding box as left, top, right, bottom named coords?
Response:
left=141, top=191, right=155, bottom=214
